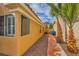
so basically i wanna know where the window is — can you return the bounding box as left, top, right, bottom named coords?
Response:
left=40, top=26, right=43, bottom=33
left=0, top=14, right=15, bottom=37
left=5, top=14, right=15, bottom=36
left=0, top=16, right=4, bottom=35
left=21, top=15, right=30, bottom=36
left=42, top=27, right=44, bottom=32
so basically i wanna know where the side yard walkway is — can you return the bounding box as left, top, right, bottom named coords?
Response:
left=47, top=34, right=66, bottom=56
left=23, top=34, right=48, bottom=56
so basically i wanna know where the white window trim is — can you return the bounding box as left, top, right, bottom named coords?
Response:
left=7, top=16, right=13, bottom=36
left=4, top=13, right=16, bottom=37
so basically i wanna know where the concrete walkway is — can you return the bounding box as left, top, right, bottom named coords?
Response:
left=24, top=34, right=66, bottom=56
left=47, top=34, right=66, bottom=56
left=23, top=34, right=48, bottom=56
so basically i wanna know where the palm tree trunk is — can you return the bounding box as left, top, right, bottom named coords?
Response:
left=64, top=20, right=67, bottom=42
left=56, top=16, right=64, bottom=43
left=67, top=27, right=78, bottom=54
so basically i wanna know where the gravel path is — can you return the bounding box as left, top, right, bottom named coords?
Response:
left=23, top=34, right=48, bottom=56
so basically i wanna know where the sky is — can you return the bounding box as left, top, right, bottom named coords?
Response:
left=29, top=3, right=56, bottom=23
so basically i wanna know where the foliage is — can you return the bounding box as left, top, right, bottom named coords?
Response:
left=48, top=3, right=79, bottom=27
left=61, top=3, right=79, bottom=28
left=48, top=3, right=64, bottom=42
left=49, top=23, right=53, bottom=29
left=48, top=3, right=79, bottom=53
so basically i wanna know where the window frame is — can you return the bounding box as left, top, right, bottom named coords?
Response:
left=4, top=13, right=16, bottom=37
left=0, top=16, right=4, bottom=36
left=21, top=15, right=30, bottom=36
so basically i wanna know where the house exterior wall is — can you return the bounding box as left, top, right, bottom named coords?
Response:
left=0, top=4, right=45, bottom=56
left=0, top=37, right=17, bottom=55
left=0, top=5, right=18, bottom=55
left=15, top=11, right=45, bottom=55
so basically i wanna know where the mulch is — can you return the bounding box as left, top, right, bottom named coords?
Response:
left=60, top=43, right=79, bottom=56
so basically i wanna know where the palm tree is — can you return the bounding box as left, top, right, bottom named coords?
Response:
left=61, top=3, right=79, bottom=54
left=48, top=3, right=64, bottom=43
left=48, top=3, right=79, bottom=54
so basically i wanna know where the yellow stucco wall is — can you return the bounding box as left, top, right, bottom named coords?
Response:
left=0, top=4, right=45, bottom=56
left=15, top=11, right=45, bottom=55
left=0, top=37, right=18, bottom=55
left=0, top=4, right=18, bottom=55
